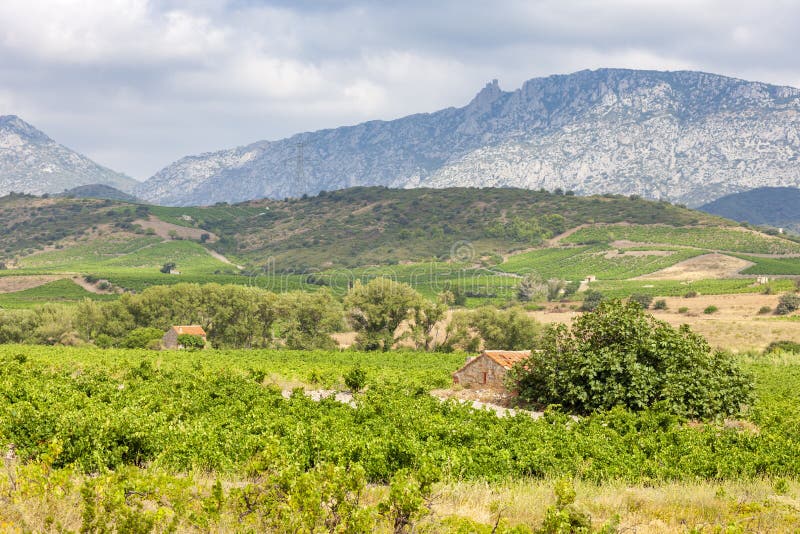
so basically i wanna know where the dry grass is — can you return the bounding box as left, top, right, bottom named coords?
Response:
left=531, top=293, right=800, bottom=352
left=427, top=478, right=800, bottom=532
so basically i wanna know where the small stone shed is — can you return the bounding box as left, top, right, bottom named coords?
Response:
left=162, top=325, right=207, bottom=349
left=452, top=350, right=531, bottom=390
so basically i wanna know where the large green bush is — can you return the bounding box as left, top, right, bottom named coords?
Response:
left=510, top=300, right=753, bottom=418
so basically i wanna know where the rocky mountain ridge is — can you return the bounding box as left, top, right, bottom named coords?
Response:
left=0, top=115, right=136, bottom=197
left=135, top=68, right=800, bottom=207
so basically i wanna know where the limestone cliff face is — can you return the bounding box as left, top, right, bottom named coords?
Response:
left=136, top=69, right=800, bottom=207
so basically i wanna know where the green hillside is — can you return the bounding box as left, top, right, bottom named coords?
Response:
left=3, top=187, right=800, bottom=306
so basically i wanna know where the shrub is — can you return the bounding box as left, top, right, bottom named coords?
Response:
left=775, top=293, right=800, bottom=315
left=629, top=294, right=653, bottom=309
left=510, top=300, right=754, bottom=418
left=678, top=306, right=689, bottom=314
left=579, top=290, right=604, bottom=312
left=758, top=306, right=772, bottom=315
left=764, top=340, right=800, bottom=354
left=684, top=290, right=698, bottom=298
left=177, top=333, right=205, bottom=350
left=653, top=299, right=667, bottom=310
left=344, top=366, right=367, bottom=392
left=703, top=305, right=718, bottom=314
left=121, top=327, right=165, bottom=349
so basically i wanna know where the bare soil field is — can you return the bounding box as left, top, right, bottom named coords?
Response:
left=134, top=215, right=219, bottom=242
left=635, top=253, right=753, bottom=280
left=0, top=275, right=64, bottom=293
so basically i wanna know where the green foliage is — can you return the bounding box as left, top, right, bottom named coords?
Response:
left=703, top=305, right=719, bottom=314
left=517, top=274, right=546, bottom=302
left=579, top=290, right=604, bottom=312
left=378, top=463, right=440, bottom=533
left=442, top=307, right=539, bottom=352
left=775, top=293, right=800, bottom=315
left=564, top=224, right=800, bottom=254
left=629, top=293, right=653, bottom=309
left=344, top=365, right=367, bottom=392
left=160, top=262, right=176, bottom=274
left=764, top=340, right=800, bottom=354
left=177, top=333, right=205, bottom=350
left=653, top=299, right=667, bottom=310
left=511, top=300, right=754, bottom=418
left=535, top=479, right=592, bottom=534
left=758, top=305, right=772, bottom=315
left=345, top=278, right=428, bottom=351
left=120, top=327, right=164, bottom=349
left=275, top=289, right=343, bottom=350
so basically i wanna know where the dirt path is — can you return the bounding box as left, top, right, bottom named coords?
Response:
left=70, top=276, right=117, bottom=294
left=206, top=249, right=243, bottom=270
left=635, top=253, right=754, bottom=281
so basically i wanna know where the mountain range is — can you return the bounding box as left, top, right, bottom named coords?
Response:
left=134, top=68, right=800, bottom=207
left=0, top=115, right=136, bottom=196
left=700, top=187, right=800, bottom=233
left=2, top=68, right=799, bottom=207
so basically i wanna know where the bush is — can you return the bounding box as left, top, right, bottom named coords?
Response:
left=678, top=306, right=689, bottom=314
left=579, top=290, right=604, bottom=312
left=120, top=327, right=165, bottom=349
left=510, top=300, right=754, bottom=418
left=775, top=293, right=800, bottom=315
left=703, top=305, right=718, bottom=314
left=653, top=299, right=667, bottom=310
left=344, top=366, right=367, bottom=392
left=177, top=333, right=205, bottom=350
left=684, top=291, right=698, bottom=298
left=764, top=340, right=800, bottom=354
left=758, top=306, right=772, bottom=315
left=629, top=294, right=653, bottom=309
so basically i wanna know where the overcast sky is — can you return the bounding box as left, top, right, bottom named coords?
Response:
left=1, top=0, right=799, bottom=180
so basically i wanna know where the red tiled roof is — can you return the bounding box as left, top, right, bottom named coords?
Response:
left=481, top=350, right=531, bottom=369
left=171, top=325, right=207, bottom=337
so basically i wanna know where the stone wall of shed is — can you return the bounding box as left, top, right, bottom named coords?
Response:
left=452, top=356, right=508, bottom=390
left=162, top=330, right=178, bottom=349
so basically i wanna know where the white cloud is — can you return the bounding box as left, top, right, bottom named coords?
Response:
left=0, top=0, right=798, bottom=178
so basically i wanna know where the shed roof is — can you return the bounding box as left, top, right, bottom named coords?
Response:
left=481, top=350, right=531, bottom=369
left=170, top=325, right=207, bottom=337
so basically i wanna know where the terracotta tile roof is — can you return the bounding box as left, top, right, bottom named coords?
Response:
left=171, top=325, right=207, bottom=337
left=481, top=350, right=531, bottom=369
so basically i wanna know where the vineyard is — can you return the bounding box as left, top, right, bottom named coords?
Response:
left=563, top=224, right=800, bottom=254
left=496, top=246, right=704, bottom=280
left=1, top=345, right=799, bottom=530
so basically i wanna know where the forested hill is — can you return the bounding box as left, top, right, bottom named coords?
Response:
left=700, top=187, right=800, bottom=233
left=0, top=187, right=736, bottom=271
left=196, top=187, right=731, bottom=269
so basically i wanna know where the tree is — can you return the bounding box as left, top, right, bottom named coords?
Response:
left=440, top=306, right=540, bottom=352
left=629, top=293, right=653, bottom=309
left=276, top=289, right=343, bottom=349
left=517, top=274, right=546, bottom=302
left=579, top=290, right=604, bottom=311
left=344, top=279, right=424, bottom=351
left=160, top=262, right=176, bottom=274
left=177, top=333, right=205, bottom=350
left=120, top=327, right=164, bottom=349
left=509, top=300, right=753, bottom=418
left=776, top=293, right=800, bottom=315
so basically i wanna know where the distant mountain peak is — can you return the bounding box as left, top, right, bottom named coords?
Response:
left=468, top=78, right=505, bottom=110
left=136, top=68, right=800, bottom=207
left=0, top=114, right=52, bottom=144
left=0, top=115, right=138, bottom=196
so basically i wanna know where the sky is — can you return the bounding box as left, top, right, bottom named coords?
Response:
left=1, top=0, right=799, bottom=180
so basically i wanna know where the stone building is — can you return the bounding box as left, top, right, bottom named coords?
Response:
left=162, top=325, right=207, bottom=349
left=452, top=350, right=531, bottom=390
